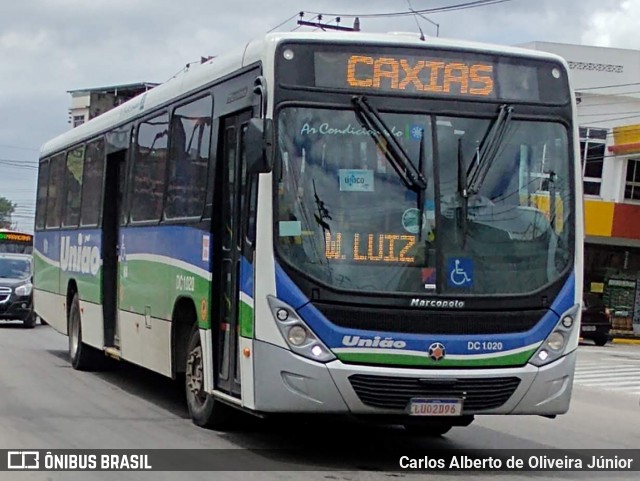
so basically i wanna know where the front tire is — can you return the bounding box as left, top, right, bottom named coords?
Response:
left=68, top=293, right=106, bottom=370
left=22, top=311, right=36, bottom=329
left=185, top=326, right=234, bottom=429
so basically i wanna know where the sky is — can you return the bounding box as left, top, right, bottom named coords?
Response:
left=1, top=0, right=639, bottom=232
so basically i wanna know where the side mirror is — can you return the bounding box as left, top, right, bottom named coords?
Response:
left=245, top=118, right=273, bottom=174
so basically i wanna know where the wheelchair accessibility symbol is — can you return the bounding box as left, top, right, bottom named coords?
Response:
left=447, top=258, right=473, bottom=287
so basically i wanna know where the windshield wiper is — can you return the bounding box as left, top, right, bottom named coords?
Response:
left=351, top=95, right=427, bottom=192
left=455, top=104, right=513, bottom=248
left=457, top=138, right=469, bottom=249
left=466, top=104, right=514, bottom=195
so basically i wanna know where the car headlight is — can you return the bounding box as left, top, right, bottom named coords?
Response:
left=267, top=296, right=335, bottom=362
left=529, top=303, right=580, bottom=367
left=15, top=283, right=33, bottom=297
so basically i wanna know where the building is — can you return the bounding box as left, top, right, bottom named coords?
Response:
left=68, top=82, right=158, bottom=127
left=521, top=41, right=640, bottom=334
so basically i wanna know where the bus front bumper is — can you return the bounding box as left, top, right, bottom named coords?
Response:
left=252, top=340, right=576, bottom=416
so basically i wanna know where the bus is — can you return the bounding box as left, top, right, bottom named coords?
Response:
left=33, top=31, right=583, bottom=435
left=0, top=229, right=33, bottom=254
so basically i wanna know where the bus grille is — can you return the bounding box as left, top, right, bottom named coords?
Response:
left=349, top=374, right=521, bottom=412
left=313, top=302, right=545, bottom=335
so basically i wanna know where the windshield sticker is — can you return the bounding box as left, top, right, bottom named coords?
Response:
left=202, top=235, right=210, bottom=262
left=401, top=208, right=425, bottom=234
left=401, top=201, right=436, bottom=235
left=424, top=199, right=436, bottom=220
left=300, top=122, right=403, bottom=138
left=279, top=221, right=302, bottom=237
left=339, top=169, right=374, bottom=192
left=409, top=124, right=425, bottom=140
left=421, top=268, right=436, bottom=290
left=447, top=257, right=474, bottom=288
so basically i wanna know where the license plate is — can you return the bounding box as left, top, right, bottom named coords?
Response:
left=582, top=326, right=596, bottom=332
left=408, top=398, right=463, bottom=416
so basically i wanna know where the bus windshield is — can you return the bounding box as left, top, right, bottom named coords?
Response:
left=275, top=106, right=572, bottom=295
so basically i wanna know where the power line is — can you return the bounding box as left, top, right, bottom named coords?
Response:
left=267, top=12, right=303, bottom=33
left=579, top=110, right=640, bottom=118
left=0, top=143, right=39, bottom=151
left=302, top=0, right=512, bottom=20
left=584, top=113, right=640, bottom=125
left=578, top=96, right=640, bottom=109
left=577, top=82, right=640, bottom=91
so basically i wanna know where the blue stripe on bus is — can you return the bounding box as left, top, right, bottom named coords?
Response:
left=275, top=262, right=310, bottom=310
left=119, top=226, right=210, bottom=271
left=240, top=256, right=253, bottom=298
left=35, top=226, right=211, bottom=272
left=277, top=264, right=575, bottom=356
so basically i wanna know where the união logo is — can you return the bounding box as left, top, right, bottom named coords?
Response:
left=341, top=335, right=407, bottom=349
left=60, top=233, right=101, bottom=276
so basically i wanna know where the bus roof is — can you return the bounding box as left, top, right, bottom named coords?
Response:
left=0, top=228, right=32, bottom=236
left=40, top=31, right=569, bottom=158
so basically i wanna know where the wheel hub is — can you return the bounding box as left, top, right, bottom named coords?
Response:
left=186, top=345, right=205, bottom=401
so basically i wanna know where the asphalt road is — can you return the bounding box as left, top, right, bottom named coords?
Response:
left=0, top=322, right=638, bottom=480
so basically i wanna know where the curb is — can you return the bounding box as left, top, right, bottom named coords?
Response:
left=611, top=337, right=640, bottom=346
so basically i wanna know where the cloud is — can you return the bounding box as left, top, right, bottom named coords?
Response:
left=583, top=0, right=640, bottom=48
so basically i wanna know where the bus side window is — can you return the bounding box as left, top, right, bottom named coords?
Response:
left=35, top=159, right=50, bottom=230
left=165, top=96, right=212, bottom=219
left=131, top=113, right=169, bottom=222
left=62, top=146, right=85, bottom=228
left=80, top=138, right=105, bottom=227
left=45, top=153, right=66, bottom=229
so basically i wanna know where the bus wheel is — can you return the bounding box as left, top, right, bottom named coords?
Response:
left=185, top=326, right=233, bottom=429
left=68, top=293, right=105, bottom=371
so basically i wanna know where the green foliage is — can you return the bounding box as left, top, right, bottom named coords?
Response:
left=0, top=196, right=16, bottom=229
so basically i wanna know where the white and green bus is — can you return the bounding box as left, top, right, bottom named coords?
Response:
left=34, top=31, right=583, bottom=435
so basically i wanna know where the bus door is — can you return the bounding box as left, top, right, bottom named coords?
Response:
left=214, top=110, right=252, bottom=397
left=102, top=141, right=129, bottom=349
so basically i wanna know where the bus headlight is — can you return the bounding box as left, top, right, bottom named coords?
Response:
left=546, top=332, right=565, bottom=351
left=267, top=296, right=335, bottom=363
left=287, top=325, right=308, bottom=346
left=530, top=304, right=580, bottom=367
left=15, top=283, right=33, bottom=297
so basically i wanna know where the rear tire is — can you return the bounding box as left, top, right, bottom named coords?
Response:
left=185, top=326, right=235, bottom=429
left=68, top=293, right=107, bottom=370
left=22, top=311, right=36, bottom=329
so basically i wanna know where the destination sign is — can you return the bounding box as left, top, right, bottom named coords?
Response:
left=0, top=232, right=32, bottom=243
left=275, top=43, right=570, bottom=104
left=313, top=51, right=549, bottom=101
left=343, top=55, right=495, bottom=97
left=324, top=232, right=418, bottom=264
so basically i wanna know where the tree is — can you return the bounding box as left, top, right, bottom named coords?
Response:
left=0, top=196, right=16, bottom=229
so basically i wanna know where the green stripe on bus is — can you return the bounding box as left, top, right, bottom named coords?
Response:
left=335, top=348, right=537, bottom=367
left=239, top=301, right=254, bottom=338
